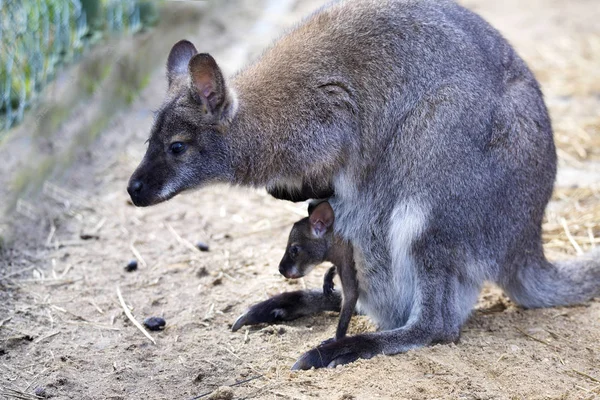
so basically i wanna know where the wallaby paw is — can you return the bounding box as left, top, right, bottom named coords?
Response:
left=291, top=335, right=379, bottom=370
left=322, top=281, right=335, bottom=296
left=231, top=291, right=307, bottom=332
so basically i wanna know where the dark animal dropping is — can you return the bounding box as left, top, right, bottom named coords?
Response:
left=125, top=260, right=138, bottom=272
left=196, top=241, right=210, bottom=252
left=33, top=387, right=48, bottom=398
left=143, top=317, right=166, bottom=331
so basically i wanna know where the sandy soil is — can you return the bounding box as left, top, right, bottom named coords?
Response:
left=1, top=1, right=599, bottom=399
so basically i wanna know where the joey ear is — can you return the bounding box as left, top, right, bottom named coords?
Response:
left=309, top=202, right=334, bottom=238
left=167, top=40, right=198, bottom=87
left=188, top=53, right=228, bottom=114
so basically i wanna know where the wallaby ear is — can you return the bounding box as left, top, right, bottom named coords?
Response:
left=309, top=202, right=334, bottom=238
left=167, top=40, right=197, bottom=87
left=188, top=53, right=227, bottom=114
left=307, top=199, right=321, bottom=215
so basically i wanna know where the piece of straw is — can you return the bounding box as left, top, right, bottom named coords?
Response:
left=166, top=223, right=201, bottom=254
left=129, top=241, right=147, bottom=268
left=116, top=286, right=155, bottom=345
left=560, top=218, right=584, bottom=255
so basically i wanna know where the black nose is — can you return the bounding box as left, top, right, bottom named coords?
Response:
left=128, top=180, right=143, bottom=196
left=279, top=265, right=291, bottom=278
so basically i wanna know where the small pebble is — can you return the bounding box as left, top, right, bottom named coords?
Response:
left=193, top=372, right=205, bottom=383
left=34, top=387, right=48, bottom=398
left=196, top=241, right=210, bottom=252
left=125, top=260, right=138, bottom=272
left=143, top=317, right=166, bottom=331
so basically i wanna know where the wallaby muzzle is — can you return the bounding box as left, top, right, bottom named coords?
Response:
left=127, top=159, right=172, bottom=207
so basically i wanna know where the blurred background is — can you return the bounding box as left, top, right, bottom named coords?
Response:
left=0, top=0, right=158, bottom=131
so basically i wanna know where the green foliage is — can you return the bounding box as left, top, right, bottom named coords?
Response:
left=0, top=0, right=157, bottom=132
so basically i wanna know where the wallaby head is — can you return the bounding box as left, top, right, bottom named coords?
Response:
left=127, top=40, right=238, bottom=207
left=279, top=202, right=335, bottom=279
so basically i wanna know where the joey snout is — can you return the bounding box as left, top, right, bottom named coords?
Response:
left=278, top=259, right=304, bottom=279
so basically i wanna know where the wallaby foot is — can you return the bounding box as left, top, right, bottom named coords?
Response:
left=292, top=323, right=462, bottom=370
left=292, top=333, right=381, bottom=369
left=232, top=290, right=341, bottom=332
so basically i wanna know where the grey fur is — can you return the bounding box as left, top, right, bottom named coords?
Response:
left=128, top=0, right=600, bottom=369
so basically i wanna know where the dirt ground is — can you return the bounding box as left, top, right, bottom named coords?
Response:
left=1, top=1, right=599, bottom=399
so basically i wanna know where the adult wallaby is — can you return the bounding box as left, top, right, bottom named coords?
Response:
left=233, top=201, right=359, bottom=341
left=128, top=0, right=600, bottom=369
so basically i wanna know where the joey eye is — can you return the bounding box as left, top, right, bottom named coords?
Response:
left=289, top=245, right=300, bottom=258
left=169, top=142, right=186, bottom=155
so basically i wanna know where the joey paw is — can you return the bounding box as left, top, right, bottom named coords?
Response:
left=322, top=280, right=335, bottom=296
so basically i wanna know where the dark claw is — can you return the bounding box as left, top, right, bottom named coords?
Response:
left=231, top=313, right=249, bottom=332
left=292, top=346, right=331, bottom=370
left=230, top=305, right=286, bottom=332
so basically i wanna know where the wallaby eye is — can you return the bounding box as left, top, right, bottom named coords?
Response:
left=289, top=245, right=300, bottom=258
left=169, top=142, right=186, bottom=155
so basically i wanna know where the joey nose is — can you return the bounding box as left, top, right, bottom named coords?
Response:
left=278, top=265, right=287, bottom=277
left=279, top=265, right=301, bottom=279
left=279, top=265, right=294, bottom=279
left=128, top=180, right=143, bottom=196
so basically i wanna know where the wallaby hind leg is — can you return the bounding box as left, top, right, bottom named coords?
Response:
left=292, top=250, right=480, bottom=369
left=232, top=290, right=341, bottom=332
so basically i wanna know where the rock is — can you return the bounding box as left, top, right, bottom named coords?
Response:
left=125, top=260, right=138, bottom=272
left=143, top=317, right=166, bottom=331
left=196, top=241, right=210, bottom=252
left=34, top=387, right=48, bottom=398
